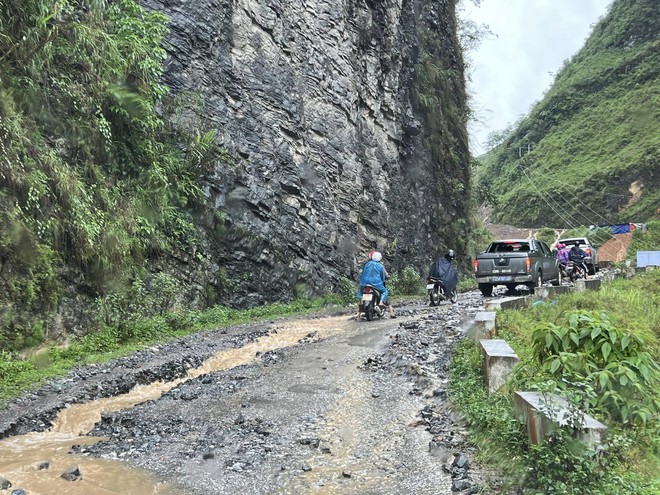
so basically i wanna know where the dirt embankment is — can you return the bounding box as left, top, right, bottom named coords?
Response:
left=598, top=233, right=633, bottom=263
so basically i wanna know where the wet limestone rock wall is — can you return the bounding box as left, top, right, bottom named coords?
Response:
left=145, top=0, right=471, bottom=306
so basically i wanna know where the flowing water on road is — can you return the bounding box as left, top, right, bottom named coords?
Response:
left=0, top=317, right=350, bottom=495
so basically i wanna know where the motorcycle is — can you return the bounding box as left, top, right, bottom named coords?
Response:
left=565, top=260, right=587, bottom=283
left=359, top=284, right=385, bottom=321
left=427, top=277, right=458, bottom=306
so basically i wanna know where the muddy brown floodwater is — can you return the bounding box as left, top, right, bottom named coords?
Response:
left=0, top=318, right=350, bottom=495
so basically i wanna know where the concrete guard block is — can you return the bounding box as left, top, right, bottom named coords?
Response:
left=480, top=339, right=518, bottom=393
left=574, top=279, right=602, bottom=292
left=534, top=286, right=572, bottom=299
left=514, top=391, right=607, bottom=445
left=473, top=311, right=497, bottom=338
left=484, top=296, right=530, bottom=311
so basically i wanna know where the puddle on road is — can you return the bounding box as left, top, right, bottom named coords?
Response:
left=0, top=316, right=352, bottom=495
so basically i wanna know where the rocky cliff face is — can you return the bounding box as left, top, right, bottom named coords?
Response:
left=146, top=0, right=471, bottom=305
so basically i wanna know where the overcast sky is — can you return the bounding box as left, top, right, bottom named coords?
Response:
left=459, top=0, right=612, bottom=156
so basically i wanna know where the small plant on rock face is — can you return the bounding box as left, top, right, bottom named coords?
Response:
left=394, top=266, right=423, bottom=296
left=336, top=276, right=357, bottom=305
left=527, top=310, right=660, bottom=426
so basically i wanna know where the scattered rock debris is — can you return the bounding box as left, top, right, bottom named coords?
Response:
left=1, top=292, right=513, bottom=494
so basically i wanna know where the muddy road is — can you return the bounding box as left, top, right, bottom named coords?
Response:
left=0, top=292, right=496, bottom=495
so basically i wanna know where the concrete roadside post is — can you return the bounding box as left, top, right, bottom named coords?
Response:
left=479, top=339, right=519, bottom=393
left=514, top=391, right=608, bottom=445
left=473, top=311, right=496, bottom=339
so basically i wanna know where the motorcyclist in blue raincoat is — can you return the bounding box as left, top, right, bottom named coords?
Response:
left=357, top=251, right=395, bottom=318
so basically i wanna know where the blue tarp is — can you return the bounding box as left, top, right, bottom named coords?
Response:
left=599, top=224, right=632, bottom=234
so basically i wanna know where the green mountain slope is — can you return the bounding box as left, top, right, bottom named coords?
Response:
left=476, top=0, right=659, bottom=228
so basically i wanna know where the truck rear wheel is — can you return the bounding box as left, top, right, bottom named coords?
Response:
left=552, top=270, right=562, bottom=286
left=478, top=284, right=493, bottom=297
left=528, top=270, right=543, bottom=291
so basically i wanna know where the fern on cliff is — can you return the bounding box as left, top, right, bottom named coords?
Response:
left=0, top=0, right=223, bottom=350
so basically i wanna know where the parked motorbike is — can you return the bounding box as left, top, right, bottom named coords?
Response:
left=359, top=284, right=385, bottom=321
left=427, top=277, right=458, bottom=306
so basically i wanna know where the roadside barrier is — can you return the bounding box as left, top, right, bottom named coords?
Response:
left=514, top=391, right=608, bottom=445
left=479, top=339, right=518, bottom=394
left=473, top=277, right=610, bottom=446
left=472, top=311, right=496, bottom=339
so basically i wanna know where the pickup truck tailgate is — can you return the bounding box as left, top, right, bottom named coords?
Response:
left=475, top=253, right=528, bottom=275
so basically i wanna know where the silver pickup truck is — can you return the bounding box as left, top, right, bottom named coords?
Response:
left=473, top=239, right=561, bottom=296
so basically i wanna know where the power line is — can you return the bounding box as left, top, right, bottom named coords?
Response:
left=504, top=145, right=582, bottom=227
left=525, top=160, right=615, bottom=227
left=519, top=161, right=607, bottom=227
left=515, top=162, right=580, bottom=229
left=513, top=144, right=616, bottom=227
left=511, top=147, right=586, bottom=228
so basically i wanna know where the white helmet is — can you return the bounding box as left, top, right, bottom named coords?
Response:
left=372, top=251, right=382, bottom=262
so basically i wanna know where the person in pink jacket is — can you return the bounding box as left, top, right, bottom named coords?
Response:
left=556, top=243, right=570, bottom=267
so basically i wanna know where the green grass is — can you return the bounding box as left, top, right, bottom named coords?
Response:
left=449, top=270, right=660, bottom=494
left=628, top=220, right=660, bottom=259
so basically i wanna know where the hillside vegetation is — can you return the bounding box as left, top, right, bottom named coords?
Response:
left=0, top=1, right=225, bottom=351
left=475, top=0, right=659, bottom=228
left=451, top=271, right=660, bottom=494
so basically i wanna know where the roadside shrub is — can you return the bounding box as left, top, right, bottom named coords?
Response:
left=628, top=220, right=660, bottom=259
left=457, top=275, right=477, bottom=292
left=119, top=316, right=171, bottom=342
left=96, top=273, right=187, bottom=330
left=526, top=431, right=604, bottom=495
left=385, top=272, right=398, bottom=296
left=536, top=227, right=557, bottom=246
left=394, top=266, right=423, bottom=296
left=336, top=276, right=357, bottom=304
left=518, top=311, right=660, bottom=426
left=0, top=351, right=35, bottom=380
